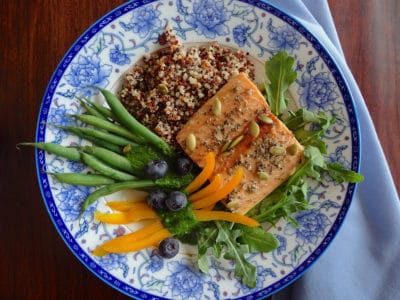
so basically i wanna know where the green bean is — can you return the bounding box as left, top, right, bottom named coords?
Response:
left=81, top=180, right=156, bottom=213
left=76, top=133, right=122, bottom=153
left=81, top=145, right=138, bottom=175
left=69, top=114, right=145, bottom=144
left=82, top=97, right=116, bottom=121
left=17, top=142, right=81, bottom=161
left=80, top=152, right=137, bottom=181
left=48, top=172, right=115, bottom=186
left=54, top=124, right=137, bottom=148
left=97, top=88, right=172, bottom=155
left=77, top=98, right=108, bottom=120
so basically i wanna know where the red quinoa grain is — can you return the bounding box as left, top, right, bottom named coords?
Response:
left=118, top=28, right=255, bottom=147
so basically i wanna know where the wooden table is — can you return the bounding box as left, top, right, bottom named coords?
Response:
left=1, top=1, right=398, bottom=299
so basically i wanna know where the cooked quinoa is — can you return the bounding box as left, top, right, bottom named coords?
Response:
left=118, top=28, right=255, bottom=147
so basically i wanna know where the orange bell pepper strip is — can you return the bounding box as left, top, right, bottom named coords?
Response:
left=193, top=210, right=260, bottom=227
left=193, top=167, right=243, bottom=209
left=189, top=174, right=222, bottom=202
left=184, top=152, right=215, bottom=194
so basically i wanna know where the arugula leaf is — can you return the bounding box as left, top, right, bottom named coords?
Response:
left=187, top=51, right=363, bottom=289
left=237, top=225, right=280, bottom=252
left=264, top=51, right=297, bottom=115
left=197, top=226, right=219, bottom=274
left=215, top=222, right=257, bottom=288
left=195, top=221, right=279, bottom=288
left=284, top=109, right=335, bottom=153
left=326, top=162, right=364, bottom=183
left=248, top=172, right=313, bottom=226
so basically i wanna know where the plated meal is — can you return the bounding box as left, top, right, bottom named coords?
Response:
left=24, top=1, right=363, bottom=299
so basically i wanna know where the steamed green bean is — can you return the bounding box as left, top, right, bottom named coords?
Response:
left=97, top=88, right=172, bottom=155
left=55, top=124, right=137, bottom=148
left=81, top=145, right=138, bottom=174
left=80, top=152, right=137, bottom=181
left=49, top=172, right=115, bottom=186
left=17, top=142, right=81, bottom=161
left=70, top=114, right=144, bottom=144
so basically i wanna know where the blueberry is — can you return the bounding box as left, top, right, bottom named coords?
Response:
left=146, top=190, right=167, bottom=211
left=165, top=191, right=188, bottom=211
left=159, top=237, right=179, bottom=258
left=174, top=157, right=193, bottom=175
left=144, top=159, right=168, bottom=179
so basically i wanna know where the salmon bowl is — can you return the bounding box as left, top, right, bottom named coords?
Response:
left=35, top=1, right=361, bottom=299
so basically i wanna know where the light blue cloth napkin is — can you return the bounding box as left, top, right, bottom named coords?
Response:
left=264, top=1, right=400, bottom=299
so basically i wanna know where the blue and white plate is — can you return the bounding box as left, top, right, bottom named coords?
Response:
left=36, top=1, right=360, bottom=299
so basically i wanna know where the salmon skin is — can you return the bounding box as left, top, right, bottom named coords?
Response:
left=176, top=73, right=304, bottom=215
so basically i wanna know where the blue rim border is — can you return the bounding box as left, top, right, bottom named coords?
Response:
left=34, top=1, right=361, bottom=299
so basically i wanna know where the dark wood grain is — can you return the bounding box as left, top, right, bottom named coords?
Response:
left=1, top=1, right=398, bottom=299
left=328, top=0, right=400, bottom=192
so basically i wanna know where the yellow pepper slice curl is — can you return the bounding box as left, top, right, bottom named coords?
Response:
left=193, top=167, right=243, bottom=209
left=184, top=152, right=215, bottom=193
left=106, top=196, right=147, bottom=212
left=94, top=203, right=158, bottom=224
left=189, top=174, right=222, bottom=201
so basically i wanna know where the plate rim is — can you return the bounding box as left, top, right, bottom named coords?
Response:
left=34, top=0, right=362, bottom=299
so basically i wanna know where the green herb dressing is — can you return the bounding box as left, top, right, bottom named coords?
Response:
left=158, top=203, right=200, bottom=236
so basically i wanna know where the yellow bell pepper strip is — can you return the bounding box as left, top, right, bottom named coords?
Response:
left=193, top=167, right=243, bottom=209
left=189, top=174, right=222, bottom=201
left=184, top=152, right=215, bottom=193
left=94, top=203, right=158, bottom=224
left=91, top=246, right=110, bottom=257
left=106, top=196, right=147, bottom=211
left=193, top=210, right=260, bottom=227
left=92, top=220, right=166, bottom=255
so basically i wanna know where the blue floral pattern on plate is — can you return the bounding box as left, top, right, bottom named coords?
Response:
left=36, top=1, right=360, bottom=299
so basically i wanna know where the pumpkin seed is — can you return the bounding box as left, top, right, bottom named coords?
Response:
left=221, top=140, right=231, bottom=153
left=228, top=135, right=244, bottom=150
left=258, top=82, right=266, bottom=93
left=249, top=120, right=260, bottom=138
left=212, top=97, right=222, bottom=117
left=259, top=114, right=273, bottom=124
left=226, top=201, right=239, bottom=209
left=157, top=83, right=169, bottom=94
left=122, top=144, right=132, bottom=154
left=287, top=144, right=298, bottom=155
left=186, top=134, right=196, bottom=151
left=257, top=171, right=269, bottom=180
left=269, top=145, right=286, bottom=156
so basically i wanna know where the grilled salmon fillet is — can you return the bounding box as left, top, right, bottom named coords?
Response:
left=176, top=73, right=304, bottom=215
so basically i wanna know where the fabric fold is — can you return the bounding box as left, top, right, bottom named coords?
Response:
left=264, top=0, right=400, bottom=299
